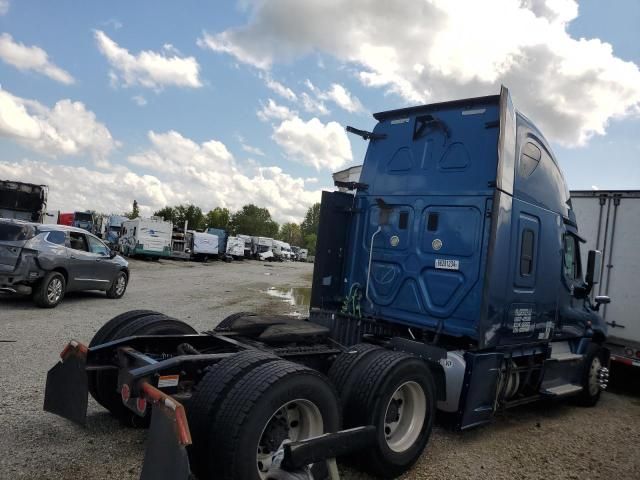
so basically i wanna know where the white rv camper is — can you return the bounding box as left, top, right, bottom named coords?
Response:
left=226, top=236, right=245, bottom=259
left=119, top=217, right=172, bottom=259
left=188, top=230, right=218, bottom=262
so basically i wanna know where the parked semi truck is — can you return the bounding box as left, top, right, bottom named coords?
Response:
left=571, top=190, right=640, bottom=368
left=0, top=180, right=48, bottom=222
left=44, top=87, right=610, bottom=480
left=58, top=211, right=94, bottom=232
left=206, top=227, right=228, bottom=257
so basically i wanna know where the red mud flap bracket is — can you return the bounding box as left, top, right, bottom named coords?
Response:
left=43, top=340, right=89, bottom=425
left=139, top=383, right=192, bottom=480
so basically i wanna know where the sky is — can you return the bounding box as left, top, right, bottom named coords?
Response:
left=0, top=0, right=638, bottom=223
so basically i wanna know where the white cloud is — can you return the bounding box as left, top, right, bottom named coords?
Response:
left=300, top=92, right=329, bottom=115
left=0, top=130, right=322, bottom=222
left=0, top=0, right=8, bottom=15
left=257, top=98, right=296, bottom=121
left=94, top=30, right=202, bottom=90
left=0, top=33, right=74, bottom=84
left=273, top=115, right=352, bottom=170
left=0, top=87, right=117, bottom=160
left=132, top=95, right=147, bottom=106
left=241, top=143, right=265, bottom=156
left=204, top=0, right=640, bottom=146
left=264, top=75, right=297, bottom=101
left=319, top=83, right=364, bottom=113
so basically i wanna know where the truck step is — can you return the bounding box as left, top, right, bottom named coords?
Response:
left=544, top=384, right=583, bottom=396
left=550, top=352, right=583, bottom=362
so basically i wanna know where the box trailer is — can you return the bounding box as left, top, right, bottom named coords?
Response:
left=0, top=180, right=48, bottom=222
left=189, top=230, right=219, bottom=262
left=571, top=190, right=640, bottom=368
left=119, top=217, right=173, bottom=259
left=44, top=87, right=611, bottom=480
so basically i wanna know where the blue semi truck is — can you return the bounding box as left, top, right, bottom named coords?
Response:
left=44, top=87, right=610, bottom=480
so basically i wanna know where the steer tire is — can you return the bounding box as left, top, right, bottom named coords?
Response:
left=33, top=271, right=66, bottom=308
left=203, top=360, right=341, bottom=480
left=187, top=350, right=281, bottom=478
left=91, top=314, right=197, bottom=426
left=214, top=311, right=257, bottom=332
left=341, top=350, right=435, bottom=479
left=574, top=345, right=605, bottom=407
left=328, top=343, right=383, bottom=399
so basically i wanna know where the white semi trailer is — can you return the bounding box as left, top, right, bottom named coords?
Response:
left=571, top=190, right=640, bottom=368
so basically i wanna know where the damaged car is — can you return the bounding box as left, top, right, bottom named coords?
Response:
left=0, top=219, right=129, bottom=308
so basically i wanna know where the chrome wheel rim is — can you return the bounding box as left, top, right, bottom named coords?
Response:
left=384, top=381, right=427, bottom=453
left=47, top=278, right=63, bottom=303
left=256, top=399, right=323, bottom=477
left=115, top=274, right=126, bottom=296
left=588, top=356, right=602, bottom=396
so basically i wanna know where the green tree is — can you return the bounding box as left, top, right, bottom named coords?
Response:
left=278, top=222, right=303, bottom=245
left=205, top=207, right=230, bottom=230
left=303, top=233, right=317, bottom=255
left=126, top=200, right=140, bottom=219
left=153, top=206, right=176, bottom=223
left=173, top=204, right=206, bottom=230
left=300, top=203, right=321, bottom=237
left=229, top=204, right=279, bottom=237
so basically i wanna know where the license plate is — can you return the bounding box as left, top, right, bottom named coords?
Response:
left=435, top=258, right=459, bottom=270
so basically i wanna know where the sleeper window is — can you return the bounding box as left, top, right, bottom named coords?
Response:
left=520, top=229, right=534, bottom=276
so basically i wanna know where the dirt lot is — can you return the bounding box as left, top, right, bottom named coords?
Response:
left=0, top=259, right=639, bottom=480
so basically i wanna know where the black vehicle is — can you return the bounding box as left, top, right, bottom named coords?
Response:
left=0, top=219, right=129, bottom=307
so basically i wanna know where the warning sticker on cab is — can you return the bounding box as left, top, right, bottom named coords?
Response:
left=435, top=259, right=459, bottom=270
left=158, top=374, right=180, bottom=388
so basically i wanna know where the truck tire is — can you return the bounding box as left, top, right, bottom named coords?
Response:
left=214, top=311, right=257, bottom=332
left=340, top=350, right=435, bottom=479
left=202, top=360, right=341, bottom=480
left=91, top=314, right=197, bottom=426
left=33, top=271, right=66, bottom=308
left=87, top=310, right=162, bottom=407
left=187, top=350, right=280, bottom=478
left=105, top=270, right=128, bottom=299
left=89, top=310, right=162, bottom=348
left=328, top=343, right=383, bottom=398
left=575, top=346, right=605, bottom=407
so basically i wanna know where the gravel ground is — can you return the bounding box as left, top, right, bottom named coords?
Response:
left=0, top=259, right=639, bottom=480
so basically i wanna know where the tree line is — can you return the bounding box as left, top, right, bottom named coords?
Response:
left=125, top=201, right=321, bottom=255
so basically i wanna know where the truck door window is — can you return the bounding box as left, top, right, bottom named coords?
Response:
left=87, top=235, right=110, bottom=256
left=68, top=232, right=88, bottom=251
left=520, top=229, right=534, bottom=276
left=563, top=234, right=580, bottom=280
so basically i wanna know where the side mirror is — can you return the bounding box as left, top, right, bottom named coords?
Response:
left=585, top=250, right=602, bottom=286
left=594, top=295, right=611, bottom=311
left=109, top=250, right=117, bottom=259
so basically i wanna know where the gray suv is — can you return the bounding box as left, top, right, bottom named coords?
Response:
left=0, top=219, right=129, bottom=308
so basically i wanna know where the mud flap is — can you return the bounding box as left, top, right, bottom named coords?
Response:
left=43, top=341, right=88, bottom=425
left=139, top=384, right=192, bottom=480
